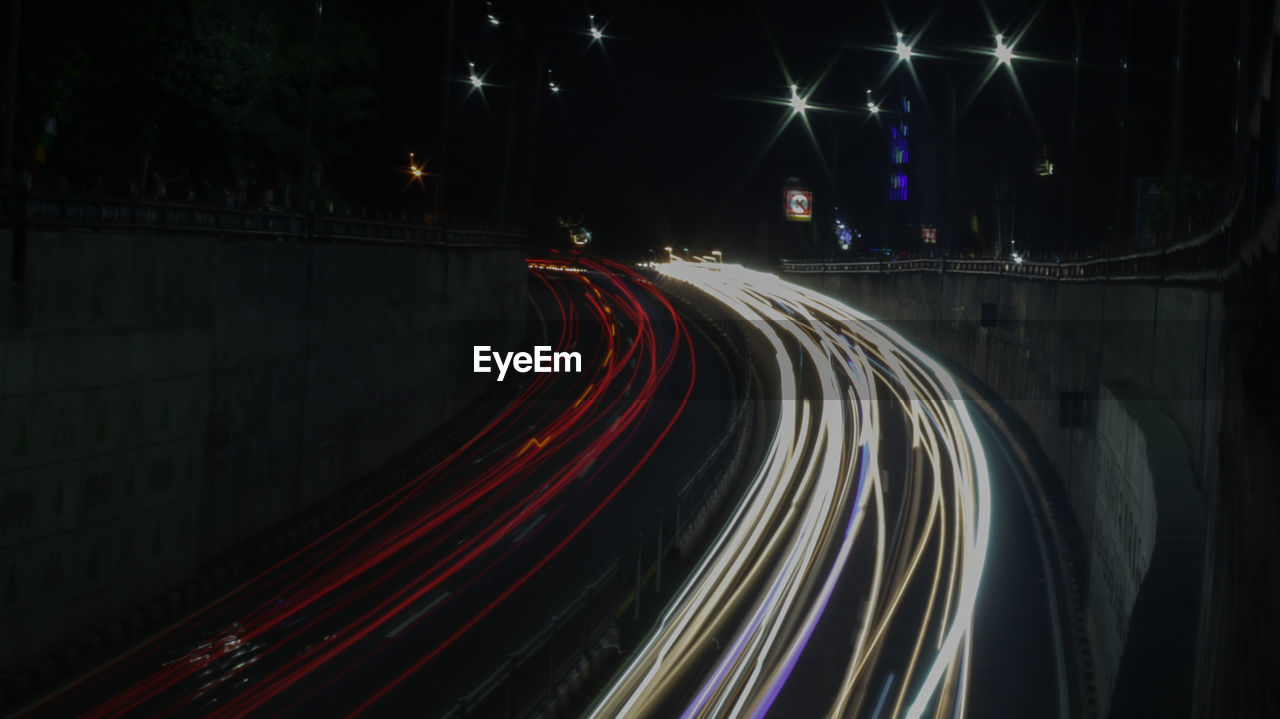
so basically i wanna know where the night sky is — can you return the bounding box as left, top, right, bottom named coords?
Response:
left=353, top=0, right=1237, bottom=261
left=18, top=0, right=1243, bottom=260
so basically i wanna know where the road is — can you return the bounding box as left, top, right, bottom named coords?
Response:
left=14, top=254, right=735, bottom=718
left=588, top=259, right=1064, bottom=719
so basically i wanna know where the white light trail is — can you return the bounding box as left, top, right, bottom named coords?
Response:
left=588, top=259, right=992, bottom=719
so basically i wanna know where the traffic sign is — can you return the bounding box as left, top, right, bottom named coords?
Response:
left=785, top=189, right=812, bottom=222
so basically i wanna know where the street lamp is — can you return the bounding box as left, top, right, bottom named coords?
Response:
left=468, top=62, right=483, bottom=88
left=994, top=33, right=1014, bottom=66
left=789, top=84, right=808, bottom=115
left=895, top=31, right=913, bottom=61
left=589, top=14, right=603, bottom=41
left=866, top=89, right=879, bottom=115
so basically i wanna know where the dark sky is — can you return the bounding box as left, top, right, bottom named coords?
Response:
left=343, top=0, right=1240, bottom=259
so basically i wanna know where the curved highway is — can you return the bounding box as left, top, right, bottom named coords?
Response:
left=589, top=258, right=1023, bottom=719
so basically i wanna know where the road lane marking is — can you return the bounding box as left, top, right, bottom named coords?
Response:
left=385, top=592, right=452, bottom=639
left=511, top=512, right=547, bottom=544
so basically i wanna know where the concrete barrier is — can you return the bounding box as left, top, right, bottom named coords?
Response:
left=0, top=229, right=525, bottom=680
left=787, top=268, right=1214, bottom=717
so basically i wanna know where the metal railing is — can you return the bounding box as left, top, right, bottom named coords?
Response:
left=781, top=182, right=1247, bottom=284
left=0, top=193, right=526, bottom=248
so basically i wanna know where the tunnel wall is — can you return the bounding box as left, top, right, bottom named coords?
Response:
left=0, top=229, right=526, bottom=672
left=791, top=269, right=1215, bottom=717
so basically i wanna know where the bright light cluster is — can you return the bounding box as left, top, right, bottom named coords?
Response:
left=789, top=83, right=808, bottom=115
left=895, top=31, right=913, bottom=61
left=589, top=258, right=992, bottom=719
left=994, top=33, right=1014, bottom=65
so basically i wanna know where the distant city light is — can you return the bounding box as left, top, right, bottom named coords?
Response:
left=488, top=14, right=499, bottom=25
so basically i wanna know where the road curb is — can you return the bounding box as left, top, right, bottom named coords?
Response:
left=951, top=372, right=1100, bottom=719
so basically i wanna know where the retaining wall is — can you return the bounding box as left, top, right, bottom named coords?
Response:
left=0, top=229, right=526, bottom=672
left=790, top=269, right=1213, bottom=717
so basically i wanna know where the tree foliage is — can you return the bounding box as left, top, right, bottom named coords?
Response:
left=20, top=0, right=379, bottom=200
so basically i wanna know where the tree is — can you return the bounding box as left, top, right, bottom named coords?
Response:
left=18, top=0, right=379, bottom=202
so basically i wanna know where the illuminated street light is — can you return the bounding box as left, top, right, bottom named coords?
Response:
left=789, top=84, right=808, bottom=115
left=468, top=62, right=483, bottom=88
left=895, top=31, right=913, bottom=61
left=589, top=14, right=604, bottom=41
left=866, top=89, right=879, bottom=115
left=994, top=33, right=1014, bottom=65
left=409, top=152, right=422, bottom=178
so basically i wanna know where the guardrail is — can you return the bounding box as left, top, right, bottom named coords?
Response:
left=782, top=183, right=1245, bottom=284
left=0, top=193, right=526, bottom=247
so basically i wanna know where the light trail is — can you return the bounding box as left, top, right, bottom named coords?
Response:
left=589, top=259, right=992, bottom=719
left=21, top=256, right=697, bottom=718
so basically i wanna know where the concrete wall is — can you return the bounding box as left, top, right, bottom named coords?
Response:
left=0, top=230, right=525, bottom=671
left=1190, top=250, right=1280, bottom=719
left=792, top=269, right=1213, bottom=717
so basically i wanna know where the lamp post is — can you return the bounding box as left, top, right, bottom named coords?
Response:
left=885, top=32, right=959, bottom=255
left=1, top=0, right=17, bottom=192
left=1167, top=0, right=1188, bottom=241
left=1065, top=0, right=1094, bottom=255
left=299, top=0, right=322, bottom=213
left=495, top=12, right=599, bottom=229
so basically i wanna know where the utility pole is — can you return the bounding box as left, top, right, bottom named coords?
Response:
left=519, top=52, right=547, bottom=230
left=438, top=0, right=455, bottom=223
left=1113, top=1, right=1135, bottom=250
left=1167, top=0, right=1188, bottom=241
left=1, top=0, right=18, bottom=191
left=943, top=72, right=957, bottom=258
left=498, top=24, right=526, bottom=228
left=1066, top=0, right=1093, bottom=256
left=299, top=0, right=322, bottom=214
